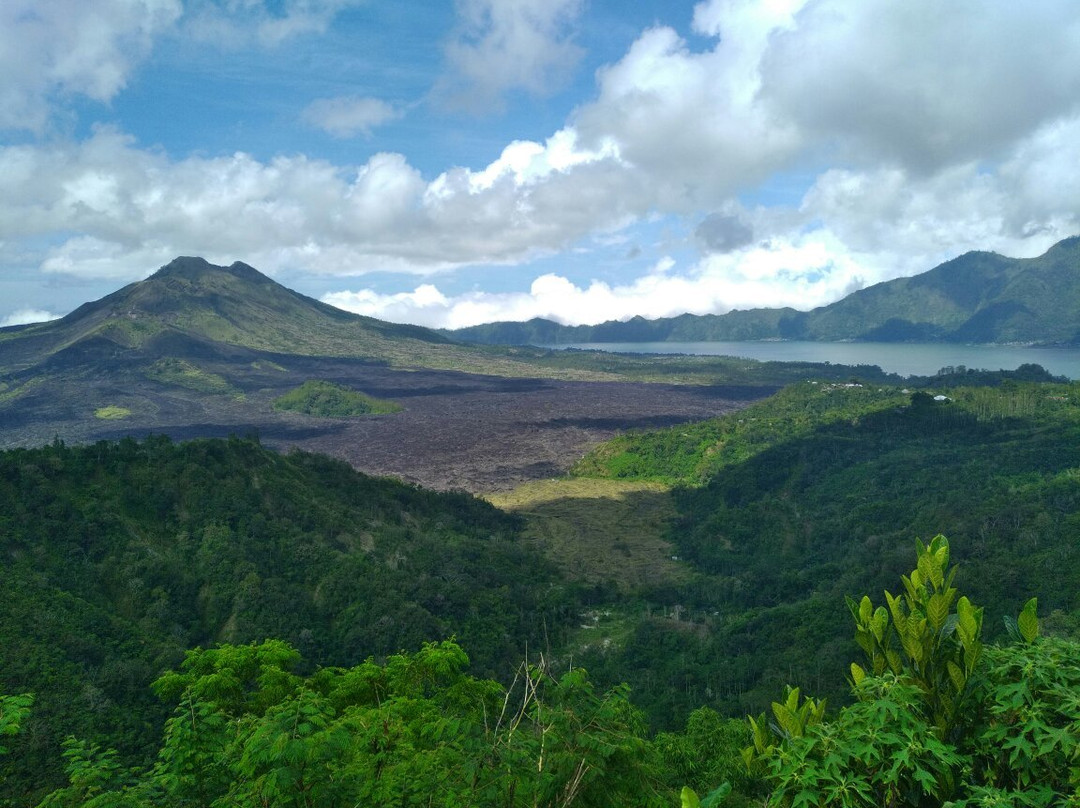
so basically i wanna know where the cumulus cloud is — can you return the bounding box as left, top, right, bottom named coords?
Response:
left=0, top=126, right=640, bottom=283
left=4, top=0, right=1080, bottom=328
left=758, top=0, right=1080, bottom=173
left=323, top=236, right=883, bottom=329
left=0, top=0, right=367, bottom=134
left=1, top=309, right=62, bottom=327
left=572, top=2, right=803, bottom=209
left=301, top=96, right=403, bottom=138
left=437, top=0, right=585, bottom=111
left=0, top=0, right=182, bottom=132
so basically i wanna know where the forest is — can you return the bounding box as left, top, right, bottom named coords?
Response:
left=2, top=374, right=1080, bottom=806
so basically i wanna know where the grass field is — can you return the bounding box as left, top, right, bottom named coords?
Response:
left=485, top=478, right=689, bottom=591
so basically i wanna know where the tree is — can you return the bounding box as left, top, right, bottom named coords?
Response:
left=725, top=535, right=1080, bottom=808
left=33, top=640, right=668, bottom=808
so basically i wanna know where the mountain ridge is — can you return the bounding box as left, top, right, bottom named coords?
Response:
left=0, top=257, right=525, bottom=381
left=446, top=236, right=1080, bottom=346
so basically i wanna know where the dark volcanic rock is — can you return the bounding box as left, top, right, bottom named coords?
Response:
left=1, top=352, right=770, bottom=493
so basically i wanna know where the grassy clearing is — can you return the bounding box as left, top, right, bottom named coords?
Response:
left=144, top=358, right=241, bottom=396
left=0, top=378, right=42, bottom=404
left=485, top=478, right=689, bottom=591
left=94, top=405, right=132, bottom=419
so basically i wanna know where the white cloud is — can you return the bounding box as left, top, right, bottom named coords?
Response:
left=0, top=0, right=365, bottom=135
left=4, top=0, right=1080, bottom=330
left=0, top=0, right=182, bottom=132
left=1, top=309, right=62, bottom=327
left=758, top=0, right=1080, bottom=172
left=321, top=239, right=870, bottom=329
left=302, top=96, right=403, bottom=138
left=572, top=6, right=803, bottom=209
left=182, top=0, right=364, bottom=47
left=0, top=126, right=639, bottom=283
left=437, top=0, right=585, bottom=111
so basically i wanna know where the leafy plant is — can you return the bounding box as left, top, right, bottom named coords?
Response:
left=739, top=536, right=1080, bottom=808
left=846, top=535, right=983, bottom=736
left=0, top=693, right=32, bottom=757
left=34, top=640, right=668, bottom=808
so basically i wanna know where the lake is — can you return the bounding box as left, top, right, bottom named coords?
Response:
left=547, top=341, right=1080, bottom=380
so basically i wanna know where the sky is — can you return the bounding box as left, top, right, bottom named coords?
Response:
left=2, top=0, right=1080, bottom=330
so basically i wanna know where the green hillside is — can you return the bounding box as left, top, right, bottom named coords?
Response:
left=0, top=256, right=902, bottom=396
left=0, top=257, right=514, bottom=377
left=0, top=436, right=573, bottom=801
left=4, top=383, right=1080, bottom=804
left=569, top=378, right=1080, bottom=723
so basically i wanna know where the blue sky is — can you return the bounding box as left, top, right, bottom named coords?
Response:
left=2, top=0, right=1080, bottom=328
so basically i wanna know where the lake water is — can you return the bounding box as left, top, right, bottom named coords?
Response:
left=548, top=341, right=1080, bottom=380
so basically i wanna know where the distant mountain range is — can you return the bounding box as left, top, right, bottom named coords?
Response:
left=446, top=236, right=1080, bottom=346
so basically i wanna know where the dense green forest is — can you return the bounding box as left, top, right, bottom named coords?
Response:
left=4, top=373, right=1080, bottom=805
left=0, top=437, right=574, bottom=801
left=4, top=537, right=1078, bottom=807
left=569, top=376, right=1080, bottom=724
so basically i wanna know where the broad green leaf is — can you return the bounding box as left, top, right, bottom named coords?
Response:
left=850, top=663, right=866, bottom=686
left=700, top=782, right=732, bottom=807
left=859, top=595, right=873, bottom=626
left=872, top=607, right=889, bottom=643
left=956, top=597, right=977, bottom=642
left=946, top=661, right=965, bottom=694
left=681, top=786, right=701, bottom=808
left=1018, top=598, right=1039, bottom=643
left=928, top=593, right=949, bottom=632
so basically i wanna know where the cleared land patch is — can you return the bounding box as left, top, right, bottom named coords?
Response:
left=486, top=478, right=689, bottom=590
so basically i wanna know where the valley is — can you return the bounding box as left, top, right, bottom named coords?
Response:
left=3, top=255, right=1080, bottom=807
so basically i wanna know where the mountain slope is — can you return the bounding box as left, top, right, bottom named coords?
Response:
left=0, top=435, right=573, bottom=799
left=0, top=257, right=453, bottom=374
left=799, top=237, right=1080, bottom=342
left=448, top=236, right=1080, bottom=346
left=1, top=256, right=800, bottom=491
left=568, top=380, right=1080, bottom=724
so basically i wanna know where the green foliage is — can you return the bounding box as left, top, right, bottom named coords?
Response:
left=754, top=676, right=964, bottom=808
left=574, top=381, right=1080, bottom=725
left=847, top=535, right=983, bottom=735
left=271, top=380, right=402, bottom=416
left=34, top=640, right=667, bottom=808
left=0, top=436, right=572, bottom=801
left=36, top=739, right=140, bottom=808
left=655, top=708, right=751, bottom=801
left=680, top=783, right=732, bottom=808
left=573, top=382, right=910, bottom=485
left=742, top=538, right=1080, bottom=808
left=948, top=635, right=1080, bottom=806
left=0, top=694, right=32, bottom=757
